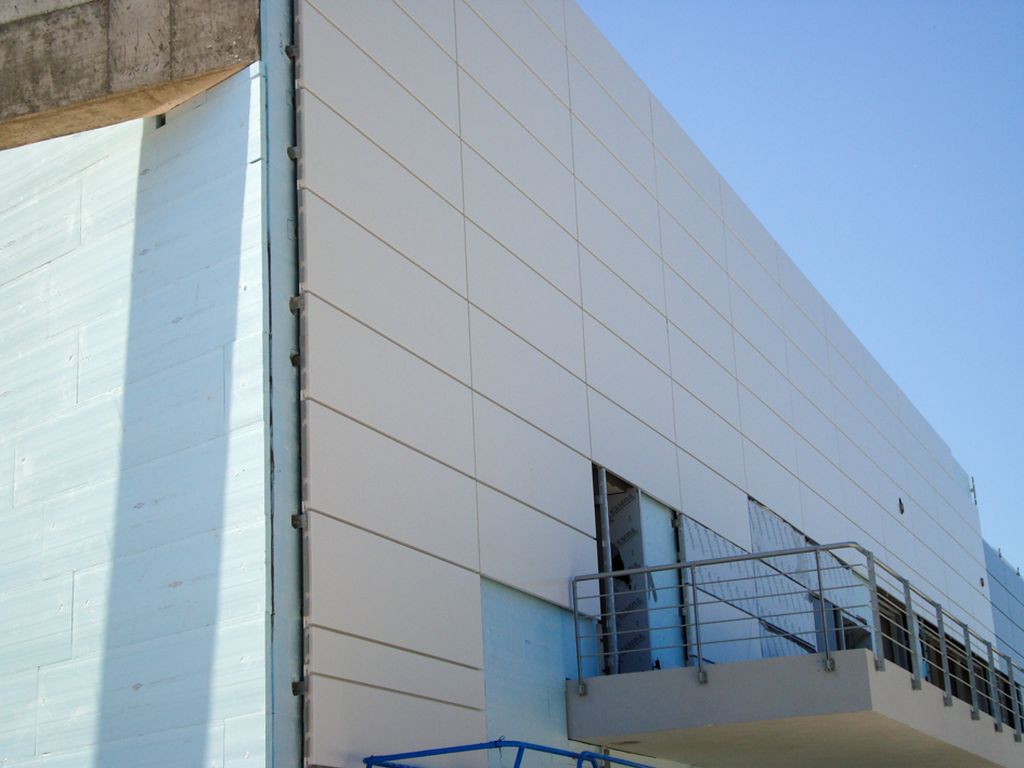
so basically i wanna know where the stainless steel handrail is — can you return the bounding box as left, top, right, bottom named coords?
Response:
left=571, top=540, right=1024, bottom=742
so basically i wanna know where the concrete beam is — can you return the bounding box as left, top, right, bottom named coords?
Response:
left=0, top=0, right=259, bottom=150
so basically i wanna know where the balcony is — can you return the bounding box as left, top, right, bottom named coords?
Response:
left=565, top=543, right=1024, bottom=768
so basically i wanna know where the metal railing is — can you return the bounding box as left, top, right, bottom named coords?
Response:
left=570, top=541, right=1023, bottom=741
left=364, top=740, right=654, bottom=768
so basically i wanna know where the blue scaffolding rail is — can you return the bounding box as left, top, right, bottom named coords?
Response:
left=364, top=740, right=654, bottom=768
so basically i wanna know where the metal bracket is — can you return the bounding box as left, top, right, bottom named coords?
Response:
left=823, top=657, right=836, bottom=672
left=290, top=349, right=300, bottom=368
left=291, top=678, right=307, bottom=696
left=697, top=669, right=708, bottom=684
left=576, top=682, right=587, bottom=697
left=287, top=145, right=302, bottom=161
left=285, top=43, right=298, bottom=59
left=291, top=513, right=307, bottom=530
left=288, top=294, right=304, bottom=314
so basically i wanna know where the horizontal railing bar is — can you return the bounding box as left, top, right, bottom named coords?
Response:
left=692, top=563, right=856, bottom=588
left=573, top=542, right=867, bottom=584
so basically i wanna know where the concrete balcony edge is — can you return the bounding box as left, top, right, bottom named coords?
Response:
left=566, top=649, right=1022, bottom=768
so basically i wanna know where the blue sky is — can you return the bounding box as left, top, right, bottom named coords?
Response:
left=577, top=0, right=1024, bottom=567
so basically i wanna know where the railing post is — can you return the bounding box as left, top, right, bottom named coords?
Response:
left=866, top=551, right=885, bottom=671
left=571, top=579, right=586, bottom=696
left=1008, top=661, right=1023, bottom=742
left=689, top=564, right=707, bottom=684
left=814, top=548, right=834, bottom=671
left=985, top=641, right=1003, bottom=731
left=963, top=623, right=980, bottom=720
left=934, top=602, right=953, bottom=706
left=901, top=578, right=921, bottom=690
left=596, top=468, right=619, bottom=675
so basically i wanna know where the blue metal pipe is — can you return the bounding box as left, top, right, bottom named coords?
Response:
left=364, top=739, right=654, bottom=768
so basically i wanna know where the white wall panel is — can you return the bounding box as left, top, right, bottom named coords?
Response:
left=465, top=0, right=570, bottom=103
left=665, top=270, right=736, bottom=373
left=580, top=249, right=670, bottom=371
left=739, top=386, right=798, bottom=476
left=786, top=338, right=835, bottom=416
left=465, top=222, right=585, bottom=377
left=457, top=0, right=572, bottom=166
left=306, top=627, right=485, bottom=710
left=304, top=296, right=476, bottom=474
left=743, top=439, right=802, bottom=529
left=720, top=178, right=780, bottom=279
left=799, top=486, right=852, bottom=548
left=576, top=183, right=664, bottom=309
left=589, top=390, right=681, bottom=509
left=795, top=436, right=846, bottom=513
left=781, top=292, right=830, bottom=374
left=674, top=385, right=746, bottom=489
left=734, top=335, right=793, bottom=426
left=460, top=73, right=576, bottom=233
left=478, top=485, right=596, bottom=607
left=301, top=4, right=462, bottom=205
left=660, top=211, right=730, bottom=314
left=729, top=280, right=788, bottom=373
left=564, top=1, right=652, bottom=136
left=777, top=248, right=827, bottom=333
left=307, top=677, right=486, bottom=768
left=726, top=229, right=783, bottom=323
left=302, top=95, right=467, bottom=294
left=304, top=402, right=480, bottom=571
left=307, top=513, right=484, bottom=668
left=572, top=117, right=659, bottom=251
left=462, top=148, right=580, bottom=300
left=584, top=315, right=674, bottom=439
left=396, top=0, right=457, bottom=57
left=569, top=56, right=656, bottom=193
left=677, top=450, right=751, bottom=550
left=306, top=0, right=460, bottom=130
left=791, top=388, right=840, bottom=465
left=303, top=194, right=471, bottom=382
left=651, top=98, right=721, bottom=215
left=471, top=309, right=590, bottom=452
left=668, top=326, right=741, bottom=429
left=473, top=396, right=593, bottom=533
left=524, top=0, right=566, bottom=42
left=656, top=153, right=726, bottom=265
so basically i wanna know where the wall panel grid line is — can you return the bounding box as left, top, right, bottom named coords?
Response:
left=300, top=396, right=596, bottom=543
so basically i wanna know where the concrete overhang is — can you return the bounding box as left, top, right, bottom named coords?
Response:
left=0, top=0, right=260, bottom=150
left=566, top=649, right=1022, bottom=768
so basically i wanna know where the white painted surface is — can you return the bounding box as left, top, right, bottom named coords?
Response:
left=0, top=68, right=270, bottom=766
left=296, top=0, right=993, bottom=763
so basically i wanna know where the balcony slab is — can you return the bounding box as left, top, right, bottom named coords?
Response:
left=566, top=649, right=1022, bottom=768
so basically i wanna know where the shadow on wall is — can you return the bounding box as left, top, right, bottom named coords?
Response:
left=93, top=71, right=265, bottom=764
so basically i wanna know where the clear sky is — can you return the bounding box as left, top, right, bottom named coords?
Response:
left=576, top=0, right=1024, bottom=568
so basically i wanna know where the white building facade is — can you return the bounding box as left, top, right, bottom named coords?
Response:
left=0, top=1, right=1020, bottom=767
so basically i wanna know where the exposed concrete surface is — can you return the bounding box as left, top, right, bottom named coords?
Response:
left=0, top=0, right=259, bottom=149
left=567, top=649, right=1023, bottom=767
